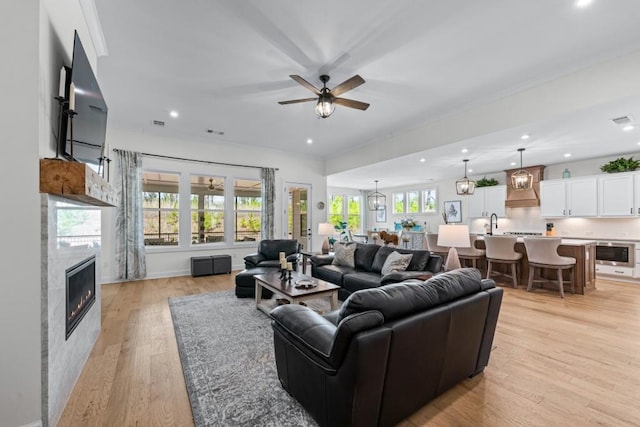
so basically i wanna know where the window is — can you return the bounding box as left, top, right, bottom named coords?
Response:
left=143, top=172, right=180, bottom=246
left=190, top=175, right=224, bottom=244
left=234, top=179, right=262, bottom=242
left=328, top=193, right=362, bottom=233
left=392, top=192, right=405, bottom=214
left=407, top=191, right=419, bottom=213
left=346, top=195, right=362, bottom=231
left=56, top=202, right=101, bottom=248
left=422, top=189, right=437, bottom=213
left=329, top=194, right=344, bottom=226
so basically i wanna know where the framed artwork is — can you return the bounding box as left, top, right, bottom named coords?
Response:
left=376, top=206, right=387, bottom=222
left=443, top=200, right=462, bottom=223
left=422, top=188, right=437, bottom=213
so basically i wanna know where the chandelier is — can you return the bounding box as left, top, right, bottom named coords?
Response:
left=511, top=148, right=533, bottom=190
left=367, top=180, right=386, bottom=211
left=456, top=159, right=476, bottom=195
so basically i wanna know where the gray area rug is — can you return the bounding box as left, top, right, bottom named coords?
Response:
left=169, top=290, right=323, bottom=427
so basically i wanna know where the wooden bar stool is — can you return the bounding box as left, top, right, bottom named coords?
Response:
left=484, top=235, right=522, bottom=288
left=523, top=236, right=575, bottom=298
left=457, top=234, right=486, bottom=269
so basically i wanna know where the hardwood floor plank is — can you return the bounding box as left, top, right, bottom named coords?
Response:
left=58, top=273, right=640, bottom=426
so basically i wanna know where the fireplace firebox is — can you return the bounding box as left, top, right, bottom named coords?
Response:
left=65, top=255, right=96, bottom=340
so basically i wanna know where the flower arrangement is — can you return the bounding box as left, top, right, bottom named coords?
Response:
left=400, top=218, right=416, bottom=229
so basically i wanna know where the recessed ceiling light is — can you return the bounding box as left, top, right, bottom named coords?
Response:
left=637, top=141, right=640, bottom=145
left=468, top=169, right=473, bottom=173
left=564, top=153, right=572, bottom=158
left=461, top=148, right=468, bottom=153
left=623, top=125, right=635, bottom=131
left=575, top=0, right=593, bottom=7
left=169, top=110, right=179, bottom=118
left=307, top=138, right=313, bottom=144
left=420, top=158, right=426, bottom=162
left=520, top=134, right=530, bottom=140
left=510, top=162, right=517, bottom=166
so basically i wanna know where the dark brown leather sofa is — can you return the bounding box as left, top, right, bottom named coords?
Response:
left=270, top=268, right=503, bottom=427
left=310, top=243, right=443, bottom=300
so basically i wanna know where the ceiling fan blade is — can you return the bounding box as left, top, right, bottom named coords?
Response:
left=278, top=98, right=317, bottom=105
left=330, top=75, right=365, bottom=97
left=334, top=97, right=370, bottom=111
left=289, top=75, right=321, bottom=95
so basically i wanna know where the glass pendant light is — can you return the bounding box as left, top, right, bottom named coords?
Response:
left=511, top=148, right=533, bottom=190
left=456, top=159, right=476, bottom=195
left=367, top=180, right=386, bottom=210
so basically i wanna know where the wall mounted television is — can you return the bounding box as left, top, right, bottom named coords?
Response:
left=59, top=30, right=108, bottom=166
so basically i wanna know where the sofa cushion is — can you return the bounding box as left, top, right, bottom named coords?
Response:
left=332, top=243, right=356, bottom=267
left=316, top=264, right=355, bottom=285
left=396, top=249, right=430, bottom=271
left=338, top=268, right=485, bottom=323
left=354, top=243, right=381, bottom=272
left=371, top=246, right=395, bottom=274
left=342, top=272, right=384, bottom=294
left=381, top=251, right=413, bottom=275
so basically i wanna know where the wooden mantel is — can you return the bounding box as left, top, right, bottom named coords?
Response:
left=40, top=159, right=118, bottom=207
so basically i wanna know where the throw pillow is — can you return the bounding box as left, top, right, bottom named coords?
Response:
left=381, top=251, right=413, bottom=275
left=332, top=242, right=356, bottom=268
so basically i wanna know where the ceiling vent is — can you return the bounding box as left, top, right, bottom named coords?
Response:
left=611, top=115, right=632, bottom=125
left=152, top=120, right=165, bottom=127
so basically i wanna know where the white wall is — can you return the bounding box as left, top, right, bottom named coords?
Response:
left=101, top=127, right=327, bottom=282
left=0, top=1, right=42, bottom=425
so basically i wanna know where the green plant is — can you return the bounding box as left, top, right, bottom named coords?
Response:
left=600, top=157, right=640, bottom=173
left=476, top=176, right=499, bottom=187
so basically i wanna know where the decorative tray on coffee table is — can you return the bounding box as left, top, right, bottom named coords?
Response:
left=295, top=279, right=317, bottom=289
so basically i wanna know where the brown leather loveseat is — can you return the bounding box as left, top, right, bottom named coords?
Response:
left=269, top=268, right=503, bottom=427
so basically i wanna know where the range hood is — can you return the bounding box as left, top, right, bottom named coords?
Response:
left=504, top=165, right=545, bottom=208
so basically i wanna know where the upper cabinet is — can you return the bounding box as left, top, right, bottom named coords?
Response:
left=540, top=177, right=598, bottom=217
left=598, top=172, right=634, bottom=216
left=467, top=185, right=506, bottom=218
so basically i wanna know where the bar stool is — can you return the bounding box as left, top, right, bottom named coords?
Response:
left=484, top=235, right=522, bottom=288
left=523, top=236, right=575, bottom=298
left=425, top=233, right=449, bottom=267
left=457, top=234, right=486, bottom=269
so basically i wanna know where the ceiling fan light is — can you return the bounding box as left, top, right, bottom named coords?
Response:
left=315, top=95, right=335, bottom=118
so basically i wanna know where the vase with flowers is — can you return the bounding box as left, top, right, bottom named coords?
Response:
left=400, top=217, right=416, bottom=231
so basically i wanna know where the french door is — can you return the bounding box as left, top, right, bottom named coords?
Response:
left=284, top=183, right=312, bottom=252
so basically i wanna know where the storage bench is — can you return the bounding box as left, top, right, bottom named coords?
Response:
left=190, top=255, right=232, bottom=277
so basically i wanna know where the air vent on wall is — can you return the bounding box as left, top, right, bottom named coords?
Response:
left=611, top=115, right=632, bottom=125
left=152, top=120, right=165, bottom=127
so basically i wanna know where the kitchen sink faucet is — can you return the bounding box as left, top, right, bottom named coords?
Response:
left=488, top=213, right=498, bottom=235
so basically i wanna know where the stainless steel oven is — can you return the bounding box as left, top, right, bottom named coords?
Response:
left=595, top=242, right=635, bottom=267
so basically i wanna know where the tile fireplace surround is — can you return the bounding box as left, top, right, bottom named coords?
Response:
left=41, top=195, right=101, bottom=426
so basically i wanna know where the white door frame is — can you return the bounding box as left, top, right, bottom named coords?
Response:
left=283, top=182, right=312, bottom=251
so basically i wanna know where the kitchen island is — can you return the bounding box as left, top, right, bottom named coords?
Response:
left=475, top=237, right=596, bottom=294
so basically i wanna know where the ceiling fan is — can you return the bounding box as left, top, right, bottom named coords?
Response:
left=278, top=74, right=369, bottom=118
left=208, top=178, right=221, bottom=191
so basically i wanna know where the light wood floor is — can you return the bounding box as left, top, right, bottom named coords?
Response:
left=59, top=273, right=640, bottom=427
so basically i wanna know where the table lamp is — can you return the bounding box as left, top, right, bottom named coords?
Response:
left=437, top=224, right=470, bottom=271
left=318, top=222, right=335, bottom=254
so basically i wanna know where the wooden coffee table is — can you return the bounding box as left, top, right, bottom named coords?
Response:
left=254, top=271, right=340, bottom=315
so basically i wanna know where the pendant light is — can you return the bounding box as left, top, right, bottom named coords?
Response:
left=511, top=148, right=533, bottom=190
left=368, top=180, right=386, bottom=211
left=456, top=159, right=476, bottom=195
left=314, top=75, right=335, bottom=118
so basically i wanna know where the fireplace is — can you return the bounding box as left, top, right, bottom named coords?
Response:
left=65, top=255, right=96, bottom=340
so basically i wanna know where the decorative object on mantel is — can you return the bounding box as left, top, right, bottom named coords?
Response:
left=39, top=159, right=117, bottom=207
left=368, top=180, right=386, bottom=211
left=456, top=159, right=476, bottom=195
left=476, top=176, right=499, bottom=187
left=600, top=156, right=640, bottom=173
left=562, top=169, right=571, bottom=179
left=511, top=148, right=533, bottom=190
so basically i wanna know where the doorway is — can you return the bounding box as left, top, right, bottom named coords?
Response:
left=284, top=183, right=312, bottom=252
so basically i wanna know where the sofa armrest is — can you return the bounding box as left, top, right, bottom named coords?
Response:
left=270, top=304, right=383, bottom=368
left=285, top=253, right=299, bottom=264
left=310, top=254, right=334, bottom=267
left=380, top=270, right=434, bottom=285
left=426, top=254, right=443, bottom=273
left=244, top=253, right=264, bottom=268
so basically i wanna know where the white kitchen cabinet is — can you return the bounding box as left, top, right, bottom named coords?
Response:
left=634, top=173, right=640, bottom=216
left=540, top=177, right=598, bottom=217
left=467, top=185, right=506, bottom=218
left=598, top=173, right=634, bottom=216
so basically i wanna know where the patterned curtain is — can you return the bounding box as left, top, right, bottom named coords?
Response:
left=261, top=167, right=276, bottom=240
left=115, top=150, right=147, bottom=280
left=360, top=189, right=369, bottom=233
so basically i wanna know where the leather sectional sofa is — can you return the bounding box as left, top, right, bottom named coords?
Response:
left=310, top=243, right=443, bottom=300
left=270, top=268, right=503, bottom=427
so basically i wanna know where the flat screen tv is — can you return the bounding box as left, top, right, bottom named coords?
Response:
left=59, top=31, right=108, bottom=166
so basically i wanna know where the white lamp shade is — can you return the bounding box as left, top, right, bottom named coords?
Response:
left=318, top=222, right=335, bottom=235
left=437, top=224, right=470, bottom=248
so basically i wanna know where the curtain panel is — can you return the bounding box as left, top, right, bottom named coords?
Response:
left=115, top=149, right=147, bottom=280
left=261, top=167, right=275, bottom=240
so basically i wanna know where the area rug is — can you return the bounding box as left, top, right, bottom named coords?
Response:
left=169, top=290, right=324, bottom=426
